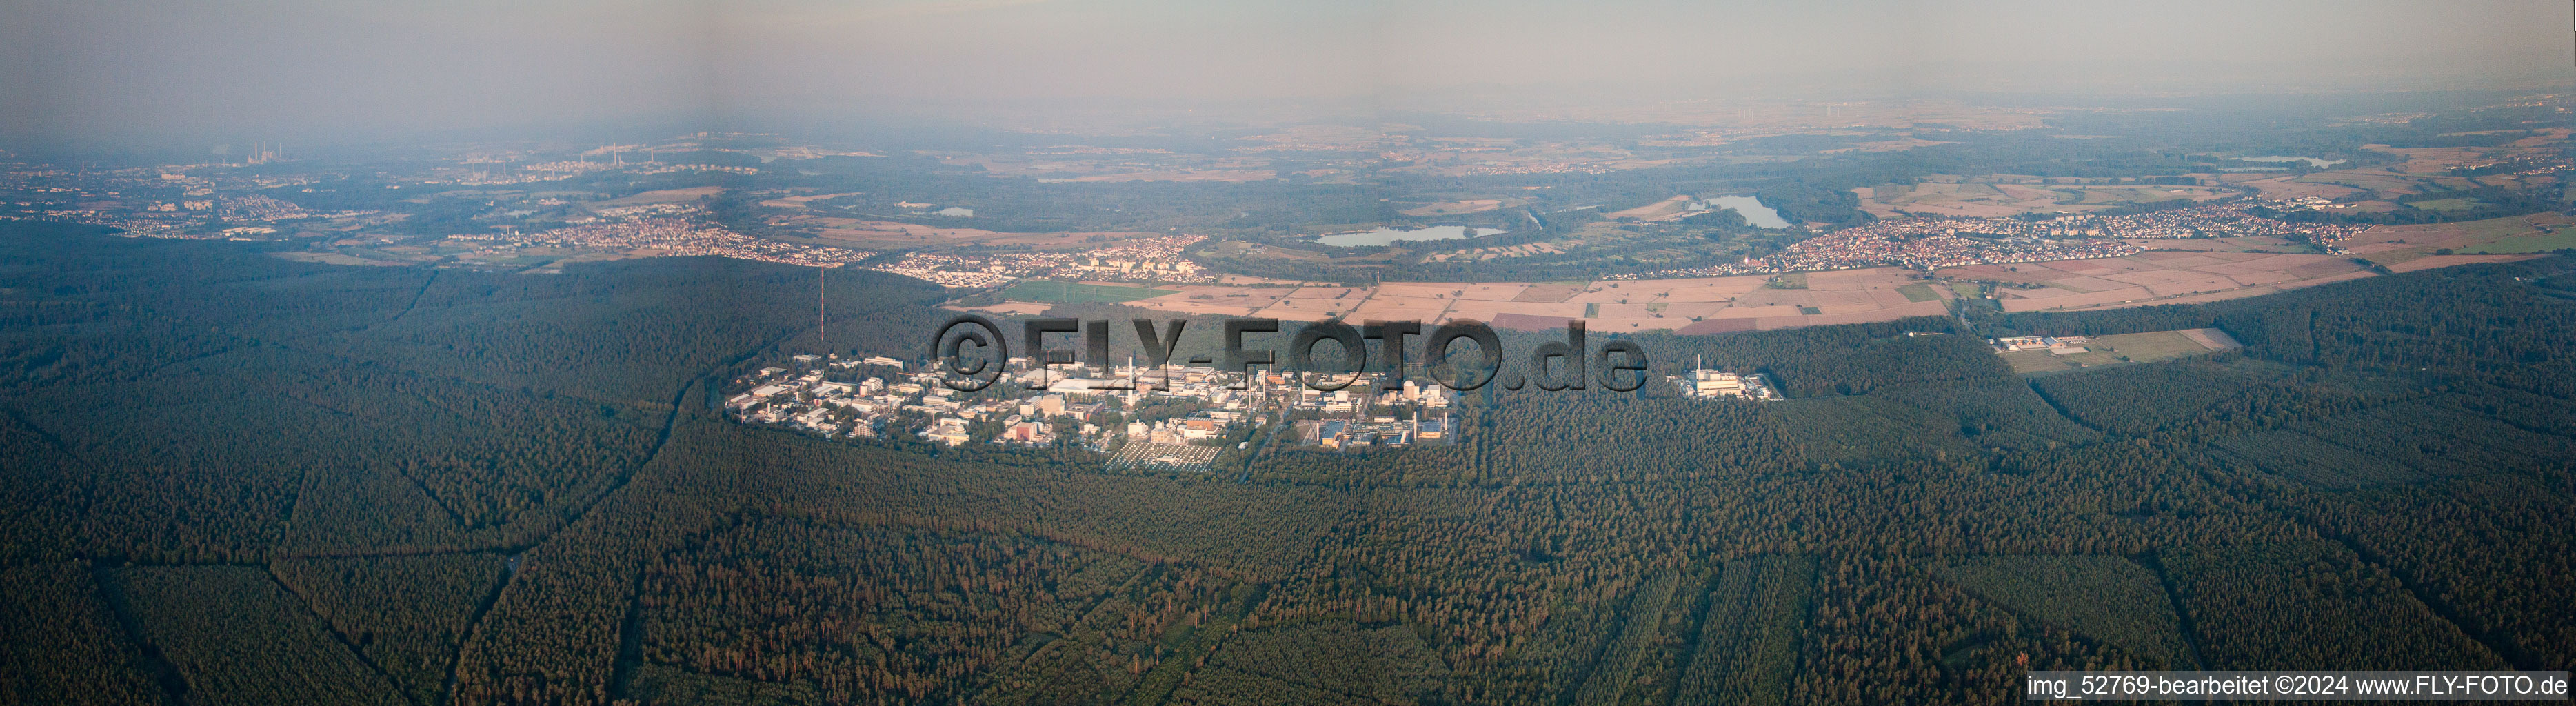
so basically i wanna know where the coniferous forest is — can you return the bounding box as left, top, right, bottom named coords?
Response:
left=3, top=220, right=2573, bottom=705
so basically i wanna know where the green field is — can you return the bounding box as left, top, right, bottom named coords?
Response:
left=1000, top=281, right=1178, bottom=303
left=2405, top=198, right=2484, bottom=212
left=2364, top=214, right=2567, bottom=263
left=2000, top=330, right=2222, bottom=375
left=1896, top=283, right=1941, bottom=302
left=2466, top=228, right=2576, bottom=254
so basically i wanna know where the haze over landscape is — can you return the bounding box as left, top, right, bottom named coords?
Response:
left=3, top=2, right=2576, bottom=706
left=6, top=0, right=2570, bottom=147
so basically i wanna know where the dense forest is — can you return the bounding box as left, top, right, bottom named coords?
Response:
left=2, top=220, right=2572, bottom=705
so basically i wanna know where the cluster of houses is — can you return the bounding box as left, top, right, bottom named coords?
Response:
left=1295, top=412, right=1452, bottom=450
left=1669, top=365, right=1780, bottom=401
left=1052, top=234, right=1214, bottom=284
left=721, top=352, right=1459, bottom=454
left=1990, top=335, right=2093, bottom=356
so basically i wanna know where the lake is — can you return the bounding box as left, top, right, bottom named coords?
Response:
left=1312, top=225, right=1507, bottom=247
left=2238, top=155, right=2345, bottom=168
left=1708, top=195, right=1791, bottom=229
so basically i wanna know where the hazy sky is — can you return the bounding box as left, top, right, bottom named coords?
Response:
left=3, top=0, right=2568, bottom=144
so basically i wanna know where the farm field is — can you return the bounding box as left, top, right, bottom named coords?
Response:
left=1106, top=266, right=1955, bottom=334
left=978, top=214, right=2560, bottom=334
left=2406, top=197, right=2484, bottom=212
left=2119, top=235, right=2317, bottom=254
left=1400, top=198, right=1509, bottom=216
left=1424, top=240, right=1568, bottom=261
left=2463, top=229, right=2576, bottom=254
left=2364, top=145, right=2491, bottom=174
left=2337, top=212, right=2573, bottom=264
left=1943, top=251, right=2379, bottom=313
left=756, top=191, right=864, bottom=209
left=945, top=301, right=1053, bottom=316
left=1081, top=227, right=2558, bottom=332
left=1607, top=194, right=1695, bottom=220
left=977, top=214, right=2562, bottom=332
left=2288, top=170, right=2443, bottom=197
left=1820, top=136, right=1955, bottom=153
left=2000, top=328, right=2239, bottom=375
left=2225, top=174, right=2362, bottom=201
